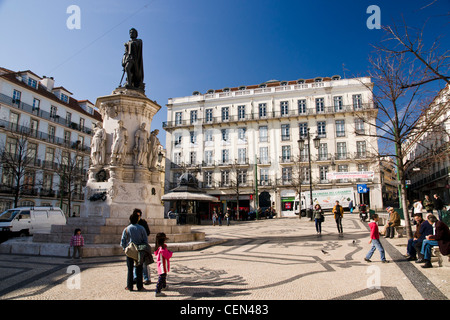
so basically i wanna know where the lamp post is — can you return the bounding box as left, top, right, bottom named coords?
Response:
left=298, top=128, right=320, bottom=220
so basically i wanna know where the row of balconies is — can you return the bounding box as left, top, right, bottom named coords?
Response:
left=170, top=152, right=374, bottom=169
left=0, top=184, right=85, bottom=200
left=0, top=119, right=91, bottom=153
left=1, top=92, right=93, bottom=135
left=163, top=103, right=375, bottom=129
left=168, top=176, right=373, bottom=191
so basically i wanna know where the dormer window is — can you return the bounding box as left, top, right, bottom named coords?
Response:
left=207, top=89, right=215, bottom=94
left=192, top=91, right=200, bottom=96
left=60, top=93, right=69, bottom=103
left=332, top=75, right=341, bottom=81
left=281, top=81, right=288, bottom=86
left=259, top=84, right=267, bottom=88
left=314, top=77, right=323, bottom=83
left=27, top=78, right=38, bottom=89
left=223, top=88, right=230, bottom=92
left=297, top=79, right=305, bottom=84
left=239, top=86, right=246, bottom=91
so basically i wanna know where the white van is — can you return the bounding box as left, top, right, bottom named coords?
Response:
left=0, top=206, right=66, bottom=237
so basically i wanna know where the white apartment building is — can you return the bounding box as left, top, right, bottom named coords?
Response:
left=164, top=76, right=384, bottom=218
left=0, top=67, right=102, bottom=215
left=403, top=84, right=450, bottom=204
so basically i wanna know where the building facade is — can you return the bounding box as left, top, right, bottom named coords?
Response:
left=403, top=84, right=450, bottom=204
left=0, top=67, right=102, bottom=215
left=164, top=76, right=384, bottom=218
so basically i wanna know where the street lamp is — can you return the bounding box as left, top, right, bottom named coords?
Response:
left=298, top=128, right=320, bottom=220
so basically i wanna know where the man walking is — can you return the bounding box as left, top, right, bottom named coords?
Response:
left=333, top=200, right=344, bottom=236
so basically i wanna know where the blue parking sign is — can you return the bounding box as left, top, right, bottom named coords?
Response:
left=357, top=184, right=368, bottom=193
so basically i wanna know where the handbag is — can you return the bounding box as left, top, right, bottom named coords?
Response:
left=320, top=214, right=325, bottom=222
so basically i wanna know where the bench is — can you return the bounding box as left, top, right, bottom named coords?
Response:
left=395, top=226, right=405, bottom=238
left=431, top=246, right=450, bottom=267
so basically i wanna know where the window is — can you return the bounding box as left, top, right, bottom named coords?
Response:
left=33, top=98, right=40, bottom=111
left=221, top=170, right=230, bottom=186
left=280, top=101, right=289, bottom=116
left=174, top=152, right=182, bottom=165
left=353, top=94, right=362, bottom=110
left=5, top=137, right=18, bottom=156
left=45, top=147, right=55, bottom=164
left=43, top=172, right=53, bottom=191
left=355, top=118, right=365, bottom=135
left=9, top=112, right=19, bottom=131
left=221, top=129, right=229, bottom=142
left=338, top=165, right=348, bottom=183
left=317, top=121, right=326, bottom=137
left=190, top=110, right=198, bottom=124
left=27, top=143, right=37, bottom=161
left=318, top=143, right=328, bottom=160
left=237, top=170, right=247, bottom=185
left=28, top=78, right=37, bottom=88
left=23, top=171, right=35, bottom=190
left=260, top=169, right=269, bottom=185
left=315, top=98, right=324, bottom=113
left=334, top=96, right=343, bottom=112
left=175, top=112, right=182, bottom=125
left=204, top=171, right=213, bottom=187
left=64, top=130, right=71, bottom=144
left=48, top=125, right=56, bottom=142
left=189, top=131, right=196, bottom=144
left=204, top=130, right=213, bottom=142
left=221, top=149, right=229, bottom=164
left=205, top=108, right=213, bottom=123
left=50, top=106, right=57, bottom=118
left=298, top=99, right=306, bottom=114
left=259, top=147, right=269, bottom=164
left=335, top=120, right=345, bottom=137
left=259, top=126, right=268, bottom=142
left=238, top=105, right=246, bottom=120
left=319, top=166, right=329, bottom=183
left=282, top=167, right=292, bottom=184
left=79, top=118, right=85, bottom=130
left=66, top=112, right=72, bottom=126
left=259, top=103, right=267, bottom=118
left=174, top=133, right=182, bottom=146
left=299, top=122, right=308, bottom=138
left=189, top=151, right=196, bottom=165
left=204, top=150, right=214, bottom=165
left=336, top=142, right=347, bottom=159
left=238, top=128, right=246, bottom=142
left=60, top=93, right=69, bottom=103
left=1, top=166, right=13, bottom=187
left=282, top=145, right=291, bottom=162
left=356, top=141, right=367, bottom=158
left=281, top=124, right=290, bottom=141
left=221, top=107, right=229, bottom=121
left=12, top=90, right=21, bottom=104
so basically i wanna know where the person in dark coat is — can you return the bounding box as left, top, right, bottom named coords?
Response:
left=433, top=194, right=445, bottom=221
left=406, top=214, right=432, bottom=261
left=420, top=214, right=450, bottom=268
left=135, top=209, right=151, bottom=285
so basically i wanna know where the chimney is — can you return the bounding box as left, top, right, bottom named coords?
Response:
left=40, top=76, right=55, bottom=91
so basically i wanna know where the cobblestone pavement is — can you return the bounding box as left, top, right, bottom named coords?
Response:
left=0, top=214, right=448, bottom=301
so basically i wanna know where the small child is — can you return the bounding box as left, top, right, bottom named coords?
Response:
left=364, top=214, right=389, bottom=263
left=70, top=228, right=84, bottom=259
left=154, top=232, right=173, bottom=297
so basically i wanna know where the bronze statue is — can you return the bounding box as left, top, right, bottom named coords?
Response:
left=121, top=28, right=144, bottom=90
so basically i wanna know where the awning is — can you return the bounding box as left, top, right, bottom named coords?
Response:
left=161, top=192, right=220, bottom=202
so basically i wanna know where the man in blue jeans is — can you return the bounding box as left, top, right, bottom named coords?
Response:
left=420, top=214, right=450, bottom=268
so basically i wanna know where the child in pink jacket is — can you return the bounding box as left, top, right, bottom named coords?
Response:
left=154, top=233, right=173, bottom=297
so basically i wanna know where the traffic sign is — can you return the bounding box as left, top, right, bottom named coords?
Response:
left=357, top=184, right=369, bottom=193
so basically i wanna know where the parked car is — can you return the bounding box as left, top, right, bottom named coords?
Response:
left=0, top=206, right=66, bottom=238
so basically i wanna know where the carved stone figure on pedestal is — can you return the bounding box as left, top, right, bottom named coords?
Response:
left=147, top=129, right=160, bottom=169
left=122, top=28, right=144, bottom=91
left=133, top=122, right=149, bottom=166
left=110, top=120, right=128, bottom=165
left=90, top=121, right=106, bottom=166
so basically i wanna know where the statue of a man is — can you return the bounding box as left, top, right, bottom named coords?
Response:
left=134, top=122, right=149, bottom=166
left=122, top=28, right=144, bottom=90
left=90, top=121, right=106, bottom=166
left=110, top=120, right=128, bottom=165
left=147, top=129, right=160, bottom=169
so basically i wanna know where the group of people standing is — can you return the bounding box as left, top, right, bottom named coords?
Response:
left=413, top=194, right=445, bottom=221
left=312, top=200, right=345, bottom=236
left=120, top=208, right=172, bottom=296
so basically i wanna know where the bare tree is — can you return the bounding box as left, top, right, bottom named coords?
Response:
left=0, top=126, right=39, bottom=208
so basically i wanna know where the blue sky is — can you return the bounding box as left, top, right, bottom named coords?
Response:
left=0, top=0, right=448, bottom=147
